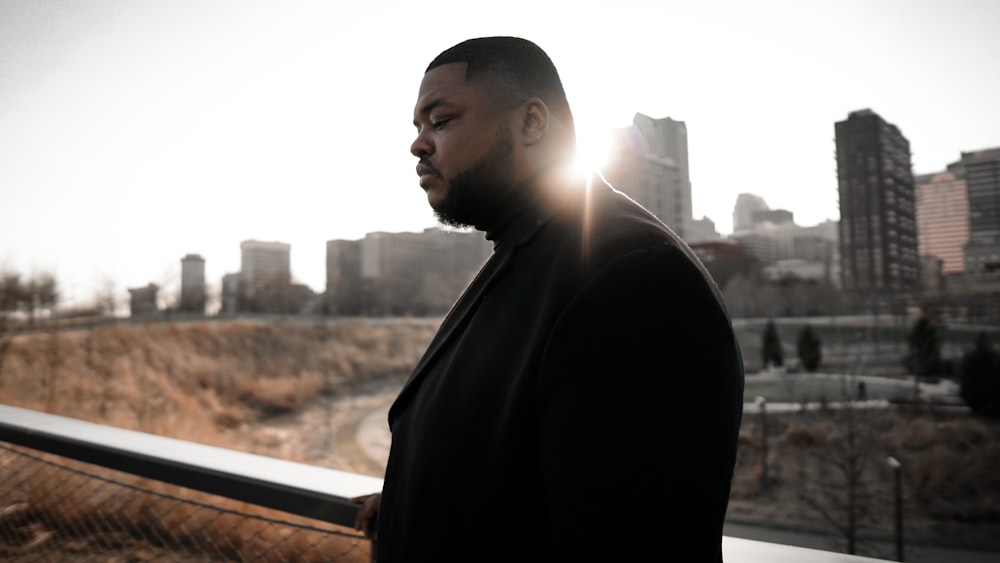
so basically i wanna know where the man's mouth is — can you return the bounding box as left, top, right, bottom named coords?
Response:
left=416, top=162, right=439, bottom=188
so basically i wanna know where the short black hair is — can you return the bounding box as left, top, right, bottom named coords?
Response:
left=427, top=37, right=575, bottom=138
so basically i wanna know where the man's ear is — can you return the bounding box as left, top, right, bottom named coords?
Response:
left=519, top=98, right=549, bottom=146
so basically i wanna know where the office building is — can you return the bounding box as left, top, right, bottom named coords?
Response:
left=752, top=209, right=794, bottom=226
left=327, top=228, right=491, bottom=316
left=179, top=253, right=206, bottom=314
left=686, top=216, right=721, bottom=244
left=733, top=193, right=769, bottom=233
left=834, top=109, right=919, bottom=293
left=240, top=240, right=291, bottom=299
left=325, top=238, right=363, bottom=315
left=602, top=113, right=692, bottom=237
left=920, top=255, right=945, bottom=291
left=961, top=147, right=1000, bottom=274
left=128, top=283, right=159, bottom=318
left=728, top=231, right=775, bottom=264
left=220, top=273, right=240, bottom=315
left=915, top=167, right=968, bottom=275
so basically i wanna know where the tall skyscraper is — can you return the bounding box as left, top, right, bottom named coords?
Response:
left=834, top=109, right=919, bottom=293
left=915, top=167, right=968, bottom=275
left=179, top=253, right=206, bottom=314
left=602, top=113, right=692, bottom=237
left=960, top=147, right=1000, bottom=274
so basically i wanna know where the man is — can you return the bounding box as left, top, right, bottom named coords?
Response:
left=352, top=36, right=744, bottom=561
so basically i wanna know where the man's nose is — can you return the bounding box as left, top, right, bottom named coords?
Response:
left=411, top=131, right=432, bottom=158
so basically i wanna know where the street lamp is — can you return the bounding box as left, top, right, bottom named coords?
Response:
left=756, top=396, right=768, bottom=489
left=887, top=456, right=904, bottom=561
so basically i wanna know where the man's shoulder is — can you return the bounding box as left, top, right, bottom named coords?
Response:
left=517, top=179, right=698, bottom=275
left=585, top=184, right=687, bottom=253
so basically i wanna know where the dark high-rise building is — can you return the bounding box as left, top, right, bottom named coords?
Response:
left=834, top=109, right=919, bottom=293
left=960, top=147, right=1000, bottom=274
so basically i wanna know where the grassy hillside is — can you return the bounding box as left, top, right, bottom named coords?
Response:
left=0, top=318, right=438, bottom=454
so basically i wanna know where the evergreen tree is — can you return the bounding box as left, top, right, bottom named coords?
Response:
left=904, top=315, right=942, bottom=377
left=797, top=325, right=822, bottom=372
left=762, top=319, right=783, bottom=368
left=960, top=332, right=1000, bottom=418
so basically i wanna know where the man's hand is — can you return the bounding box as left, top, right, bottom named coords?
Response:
left=349, top=492, right=381, bottom=538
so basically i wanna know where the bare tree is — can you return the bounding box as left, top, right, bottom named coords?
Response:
left=0, top=270, right=59, bottom=377
left=0, top=272, right=22, bottom=379
left=25, top=273, right=58, bottom=324
left=793, top=402, right=882, bottom=555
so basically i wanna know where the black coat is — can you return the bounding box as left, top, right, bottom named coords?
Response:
left=377, top=179, right=744, bottom=562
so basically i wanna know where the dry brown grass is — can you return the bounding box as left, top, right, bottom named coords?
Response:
left=0, top=318, right=437, bottom=561
left=0, top=318, right=437, bottom=453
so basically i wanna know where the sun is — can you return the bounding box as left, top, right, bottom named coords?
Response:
left=568, top=127, right=613, bottom=181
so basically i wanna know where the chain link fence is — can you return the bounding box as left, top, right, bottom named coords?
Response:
left=0, top=442, right=372, bottom=562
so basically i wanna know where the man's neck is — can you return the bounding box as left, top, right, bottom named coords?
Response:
left=482, top=162, right=584, bottom=245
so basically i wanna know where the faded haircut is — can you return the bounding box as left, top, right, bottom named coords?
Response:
left=426, top=36, right=576, bottom=140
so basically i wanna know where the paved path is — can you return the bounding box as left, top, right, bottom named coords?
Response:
left=357, top=402, right=391, bottom=470
left=724, top=522, right=1000, bottom=563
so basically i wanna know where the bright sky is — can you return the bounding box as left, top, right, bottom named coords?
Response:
left=2, top=0, right=998, bottom=308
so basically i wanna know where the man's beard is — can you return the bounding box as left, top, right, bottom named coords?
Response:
left=431, top=125, right=515, bottom=230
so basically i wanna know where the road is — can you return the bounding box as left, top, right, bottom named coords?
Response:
left=724, top=522, right=1000, bottom=563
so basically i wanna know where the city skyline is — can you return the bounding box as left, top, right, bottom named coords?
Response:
left=2, top=0, right=999, bottom=307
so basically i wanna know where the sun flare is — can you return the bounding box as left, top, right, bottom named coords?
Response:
left=568, top=128, right=613, bottom=181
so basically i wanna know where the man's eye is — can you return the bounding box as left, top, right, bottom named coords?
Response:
left=431, top=117, right=452, bottom=131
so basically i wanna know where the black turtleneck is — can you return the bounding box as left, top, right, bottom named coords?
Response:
left=481, top=170, right=592, bottom=251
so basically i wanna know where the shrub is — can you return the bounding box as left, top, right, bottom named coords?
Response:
left=762, top=319, right=783, bottom=368
left=796, top=325, right=822, bottom=372
left=903, top=315, right=942, bottom=377
left=960, top=332, right=1000, bottom=418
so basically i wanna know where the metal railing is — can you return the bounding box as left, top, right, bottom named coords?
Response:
left=0, top=404, right=380, bottom=561
left=0, top=404, right=892, bottom=562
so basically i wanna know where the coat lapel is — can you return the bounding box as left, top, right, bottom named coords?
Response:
left=387, top=192, right=570, bottom=427
left=388, top=248, right=511, bottom=423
